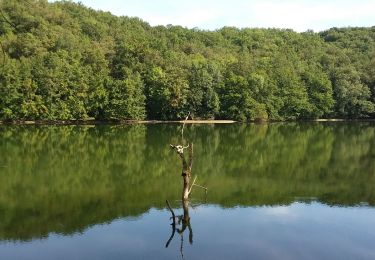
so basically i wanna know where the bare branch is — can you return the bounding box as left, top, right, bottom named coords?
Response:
left=192, top=183, right=208, bottom=195
left=188, top=175, right=208, bottom=196
left=181, top=112, right=190, bottom=143
left=166, top=200, right=175, bottom=221
left=188, top=143, right=193, bottom=170
left=165, top=200, right=176, bottom=248
left=180, top=234, right=184, bottom=260
left=188, top=175, right=197, bottom=194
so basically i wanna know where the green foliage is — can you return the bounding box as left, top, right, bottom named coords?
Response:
left=145, top=66, right=189, bottom=120
left=104, top=72, right=145, bottom=120
left=301, top=65, right=334, bottom=118
left=332, top=66, right=374, bottom=117
left=220, top=72, right=267, bottom=121
left=0, top=0, right=374, bottom=121
left=187, top=59, right=220, bottom=119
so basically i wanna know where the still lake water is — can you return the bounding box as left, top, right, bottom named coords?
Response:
left=0, top=123, right=374, bottom=259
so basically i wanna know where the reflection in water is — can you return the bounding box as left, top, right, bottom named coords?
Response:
left=0, top=123, right=374, bottom=243
left=165, top=200, right=193, bottom=259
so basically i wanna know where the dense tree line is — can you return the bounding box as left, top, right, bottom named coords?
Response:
left=0, top=0, right=374, bottom=121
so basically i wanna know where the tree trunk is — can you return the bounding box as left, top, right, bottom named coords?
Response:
left=182, top=199, right=190, bottom=223
left=181, top=143, right=193, bottom=201
left=182, top=173, right=190, bottom=200
left=170, top=142, right=193, bottom=200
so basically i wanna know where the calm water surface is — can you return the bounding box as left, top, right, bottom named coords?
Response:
left=0, top=123, right=374, bottom=259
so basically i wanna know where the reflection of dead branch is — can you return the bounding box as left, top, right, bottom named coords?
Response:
left=180, top=199, right=193, bottom=245
left=166, top=200, right=175, bottom=224
left=180, top=234, right=184, bottom=260
left=165, top=199, right=193, bottom=260
left=165, top=200, right=176, bottom=248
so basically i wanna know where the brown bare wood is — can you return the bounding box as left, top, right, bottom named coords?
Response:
left=188, top=176, right=197, bottom=194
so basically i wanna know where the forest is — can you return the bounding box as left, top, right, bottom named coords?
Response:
left=0, top=0, right=374, bottom=121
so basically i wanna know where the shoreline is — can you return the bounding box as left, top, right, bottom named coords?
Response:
left=0, top=118, right=374, bottom=125
left=0, top=119, right=237, bottom=125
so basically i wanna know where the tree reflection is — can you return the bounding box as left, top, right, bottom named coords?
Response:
left=0, top=123, right=374, bottom=241
left=165, top=199, right=193, bottom=259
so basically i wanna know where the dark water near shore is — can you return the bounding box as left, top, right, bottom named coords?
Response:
left=0, top=123, right=374, bottom=259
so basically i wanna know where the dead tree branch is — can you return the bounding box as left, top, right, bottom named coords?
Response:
left=166, top=200, right=176, bottom=223
left=181, top=111, right=190, bottom=143
left=188, top=176, right=197, bottom=194
left=165, top=200, right=176, bottom=248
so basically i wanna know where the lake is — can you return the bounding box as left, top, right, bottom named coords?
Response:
left=0, top=122, right=374, bottom=259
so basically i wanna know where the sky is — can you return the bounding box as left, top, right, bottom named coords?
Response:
left=51, top=0, right=375, bottom=32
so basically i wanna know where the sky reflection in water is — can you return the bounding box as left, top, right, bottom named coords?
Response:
left=1, top=203, right=375, bottom=260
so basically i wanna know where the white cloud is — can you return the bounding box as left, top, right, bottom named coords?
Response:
left=263, top=206, right=294, bottom=216
left=49, top=0, right=375, bottom=32
left=244, top=0, right=375, bottom=31
left=146, top=9, right=222, bottom=28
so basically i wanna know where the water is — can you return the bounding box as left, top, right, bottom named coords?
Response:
left=0, top=123, right=374, bottom=259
